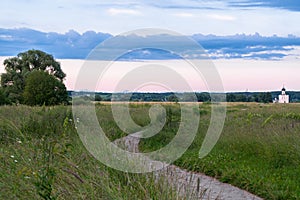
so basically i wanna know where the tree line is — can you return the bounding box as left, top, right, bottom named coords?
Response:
left=72, top=91, right=300, bottom=103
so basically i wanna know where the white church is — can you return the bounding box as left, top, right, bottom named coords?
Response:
left=274, top=87, right=289, bottom=103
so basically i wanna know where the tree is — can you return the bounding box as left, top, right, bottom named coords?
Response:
left=0, top=88, right=9, bottom=105
left=196, top=92, right=211, bottom=102
left=254, top=92, right=273, bottom=103
left=23, top=71, right=68, bottom=106
left=1, top=50, right=66, bottom=103
left=227, top=93, right=247, bottom=102
left=95, top=94, right=102, bottom=101
left=261, top=92, right=273, bottom=103
left=226, top=93, right=236, bottom=102
left=167, top=94, right=178, bottom=102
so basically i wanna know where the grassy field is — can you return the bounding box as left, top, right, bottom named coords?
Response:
left=1, top=103, right=300, bottom=199
left=139, top=103, right=300, bottom=200
left=0, top=105, right=178, bottom=199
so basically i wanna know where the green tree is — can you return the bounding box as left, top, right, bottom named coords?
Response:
left=226, top=93, right=236, bottom=102
left=262, top=92, right=273, bottom=103
left=254, top=92, right=273, bottom=103
left=196, top=92, right=211, bottom=102
left=95, top=94, right=102, bottom=101
left=1, top=50, right=66, bottom=103
left=23, top=71, right=68, bottom=106
left=167, top=94, right=178, bottom=102
left=0, top=88, right=9, bottom=105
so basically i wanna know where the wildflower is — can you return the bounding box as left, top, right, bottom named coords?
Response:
left=76, top=118, right=80, bottom=123
left=69, top=119, right=73, bottom=122
left=10, top=155, right=14, bottom=158
left=24, top=176, right=30, bottom=179
left=14, top=160, right=18, bottom=163
left=17, top=140, right=22, bottom=144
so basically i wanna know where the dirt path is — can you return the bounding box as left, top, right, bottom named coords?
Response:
left=114, top=135, right=263, bottom=200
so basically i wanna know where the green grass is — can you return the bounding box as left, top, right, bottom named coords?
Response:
left=2, top=103, right=300, bottom=199
left=139, top=103, right=300, bottom=200
left=0, top=105, right=179, bottom=199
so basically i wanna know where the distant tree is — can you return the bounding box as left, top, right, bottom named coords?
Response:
left=236, top=94, right=247, bottom=102
left=196, top=92, right=211, bottom=102
left=95, top=94, right=102, bottom=101
left=167, top=94, right=178, bottom=102
left=226, top=93, right=236, bottom=102
left=226, top=93, right=247, bottom=102
left=262, top=92, right=273, bottom=103
left=23, top=71, right=68, bottom=106
left=254, top=92, right=273, bottom=103
left=253, top=94, right=260, bottom=102
left=1, top=50, right=66, bottom=103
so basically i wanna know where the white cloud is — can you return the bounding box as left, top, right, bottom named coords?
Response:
left=107, top=8, right=141, bottom=16
left=1, top=0, right=300, bottom=36
left=207, top=14, right=236, bottom=21
left=174, top=12, right=194, bottom=18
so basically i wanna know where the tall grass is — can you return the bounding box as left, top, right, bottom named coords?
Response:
left=3, top=103, right=300, bottom=199
left=0, top=105, right=180, bottom=199
left=140, top=103, right=300, bottom=200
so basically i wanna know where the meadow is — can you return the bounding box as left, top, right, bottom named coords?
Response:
left=0, top=105, right=178, bottom=199
left=140, top=103, right=300, bottom=200
left=1, top=103, right=300, bottom=199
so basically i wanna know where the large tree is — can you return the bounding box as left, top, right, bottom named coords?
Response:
left=1, top=50, right=66, bottom=103
left=23, top=71, right=68, bottom=106
left=0, top=88, right=9, bottom=105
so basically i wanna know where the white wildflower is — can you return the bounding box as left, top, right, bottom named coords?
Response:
left=17, top=140, right=22, bottom=144
left=14, top=160, right=18, bottom=163
left=10, top=155, right=14, bottom=158
left=76, top=118, right=80, bottom=123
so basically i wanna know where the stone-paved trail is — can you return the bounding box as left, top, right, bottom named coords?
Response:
left=114, top=135, right=263, bottom=200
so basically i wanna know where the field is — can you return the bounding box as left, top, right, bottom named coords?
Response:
left=1, top=103, right=300, bottom=199
left=0, top=105, right=178, bottom=199
left=140, top=102, right=300, bottom=199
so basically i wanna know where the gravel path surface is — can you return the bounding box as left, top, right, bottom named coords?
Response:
left=114, top=135, right=263, bottom=200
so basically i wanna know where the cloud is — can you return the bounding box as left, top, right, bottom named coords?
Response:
left=207, top=14, right=236, bottom=21
left=0, top=28, right=111, bottom=58
left=174, top=12, right=195, bottom=17
left=147, top=0, right=226, bottom=10
left=107, top=8, right=141, bottom=16
left=1, top=0, right=300, bottom=37
left=146, top=0, right=300, bottom=12
left=228, top=0, right=300, bottom=11
left=1, top=28, right=300, bottom=60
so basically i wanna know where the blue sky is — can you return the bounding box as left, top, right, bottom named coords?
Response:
left=1, top=0, right=300, bottom=36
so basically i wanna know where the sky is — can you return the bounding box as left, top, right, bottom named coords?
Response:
left=61, top=58, right=300, bottom=92
left=1, top=0, right=300, bottom=92
left=1, top=57, right=298, bottom=92
left=1, top=0, right=300, bottom=36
